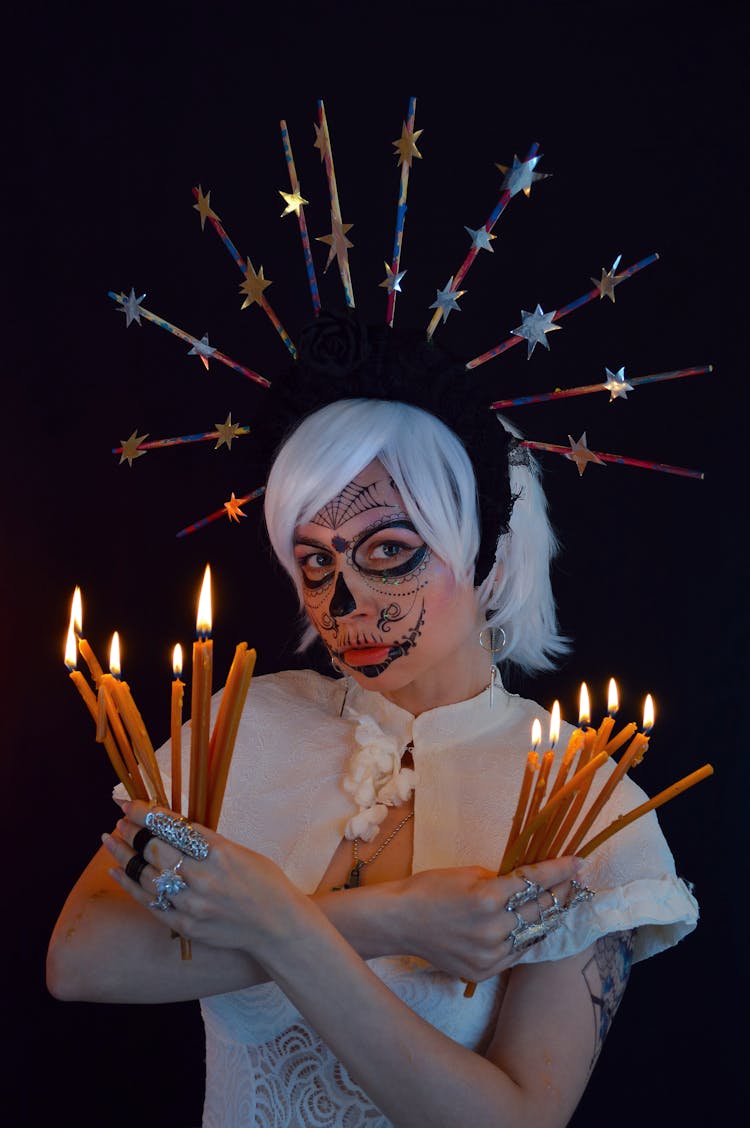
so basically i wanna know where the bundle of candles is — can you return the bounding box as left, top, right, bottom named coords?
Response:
left=64, top=565, right=256, bottom=957
left=464, top=679, right=713, bottom=997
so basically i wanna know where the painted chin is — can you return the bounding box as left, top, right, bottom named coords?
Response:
left=341, top=645, right=402, bottom=680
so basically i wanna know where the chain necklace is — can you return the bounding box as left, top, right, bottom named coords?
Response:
left=343, top=809, right=414, bottom=889
left=335, top=740, right=415, bottom=891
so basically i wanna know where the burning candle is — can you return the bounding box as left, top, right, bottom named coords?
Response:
left=523, top=704, right=561, bottom=861
left=65, top=624, right=135, bottom=797
left=189, top=566, right=213, bottom=824
left=70, top=586, right=104, bottom=684
left=531, top=709, right=588, bottom=862
left=107, top=634, right=167, bottom=805
left=546, top=684, right=599, bottom=856
left=503, top=746, right=612, bottom=872
left=563, top=694, right=655, bottom=856
left=578, top=683, right=596, bottom=755
left=593, top=678, right=619, bottom=752
left=171, top=644, right=184, bottom=813
left=97, top=633, right=149, bottom=800
left=500, top=718, right=541, bottom=870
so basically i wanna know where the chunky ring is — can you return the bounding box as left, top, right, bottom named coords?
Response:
left=504, top=876, right=545, bottom=914
left=506, top=881, right=566, bottom=952
left=565, top=878, right=596, bottom=909
left=133, top=827, right=154, bottom=854
left=125, top=853, right=149, bottom=886
left=149, top=859, right=188, bottom=911
left=145, top=810, right=209, bottom=860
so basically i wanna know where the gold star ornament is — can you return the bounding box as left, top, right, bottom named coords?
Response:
left=119, top=429, right=149, bottom=467
left=214, top=413, right=243, bottom=451
left=392, top=122, right=423, bottom=168
left=193, top=186, right=220, bottom=230
left=224, top=492, right=247, bottom=523
left=239, top=261, right=272, bottom=309
left=591, top=254, right=622, bottom=302
left=313, top=121, right=329, bottom=162
left=316, top=217, right=354, bottom=273
left=279, top=187, right=309, bottom=217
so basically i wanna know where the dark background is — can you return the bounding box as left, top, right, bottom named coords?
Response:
left=4, top=2, right=745, bottom=1123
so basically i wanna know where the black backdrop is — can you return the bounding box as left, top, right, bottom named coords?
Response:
left=4, top=3, right=745, bottom=1124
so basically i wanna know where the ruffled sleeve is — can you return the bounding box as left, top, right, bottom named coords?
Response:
left=515, top=790, right=699, bottom=966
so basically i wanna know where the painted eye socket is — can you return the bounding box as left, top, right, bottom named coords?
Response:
left=353, top=537, right=428, bottom=578
left=296, top=550, right=335, bottom=588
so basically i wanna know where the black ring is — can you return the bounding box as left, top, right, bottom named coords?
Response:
left=125, top=853, right=149, bottom=885
left=133, top=828, right=154, bottom=854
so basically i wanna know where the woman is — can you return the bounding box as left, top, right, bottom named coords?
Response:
left=47, top=324, right=698, bottom=1127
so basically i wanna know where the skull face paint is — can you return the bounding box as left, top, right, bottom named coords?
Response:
left=293, top=460, right=483, bottom=698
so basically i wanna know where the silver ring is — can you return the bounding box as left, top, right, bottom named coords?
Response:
left=145, top=810, right=209, bottom=859
left=565, top=878, right=596, bottom=909
left=504, top=876, right=545, bottom=914
left=149, top=859, right=188, bottom=911
left=506, top=880, right=566, bottom=952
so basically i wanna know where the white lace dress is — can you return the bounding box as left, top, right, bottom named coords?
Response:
left=152, top=670, right=699, bottom=1127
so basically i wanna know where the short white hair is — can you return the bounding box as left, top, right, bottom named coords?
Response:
left=264, top=398, right=569, bottom=674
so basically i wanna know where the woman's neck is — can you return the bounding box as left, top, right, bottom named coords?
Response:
left=378, top=632, right=492, bottom=716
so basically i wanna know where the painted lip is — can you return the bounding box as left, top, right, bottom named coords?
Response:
left=341, top=645, right=391, bottom=667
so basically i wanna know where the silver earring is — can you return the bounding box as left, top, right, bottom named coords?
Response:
left=479, top=626, right=506, bottom=708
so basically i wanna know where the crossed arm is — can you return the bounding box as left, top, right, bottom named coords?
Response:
left=47, top=804, right=633, bottom=1127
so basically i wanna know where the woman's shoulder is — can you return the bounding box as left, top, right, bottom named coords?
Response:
left=239, top=667, right=347, bottom=713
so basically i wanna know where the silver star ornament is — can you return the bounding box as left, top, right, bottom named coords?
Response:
left=429, top=277, right=466, bottom=323
left=602, top=366, right=634, bottom=401
left=513, top=304, right=561, bottom=357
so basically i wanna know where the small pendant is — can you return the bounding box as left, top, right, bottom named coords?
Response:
left=489, top=664, right=498, bottom=709
left=345, top=862, right=363, bottom=889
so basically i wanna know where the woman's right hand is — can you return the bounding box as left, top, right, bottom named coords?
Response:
left=390, top=857, right=587, bottom=981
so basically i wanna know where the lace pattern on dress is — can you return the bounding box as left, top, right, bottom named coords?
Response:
left=201, top=956, right=505, bottom=1127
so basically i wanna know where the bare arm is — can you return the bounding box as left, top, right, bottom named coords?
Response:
left=47, top=818, right=581, bottom=1005
left=49, top=802, right=632, bottom=1125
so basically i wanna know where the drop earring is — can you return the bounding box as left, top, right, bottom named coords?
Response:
left=479, top=626, right=506, bottom=708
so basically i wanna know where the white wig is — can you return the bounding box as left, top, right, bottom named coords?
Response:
left=264, top=398, right=569, bottom=674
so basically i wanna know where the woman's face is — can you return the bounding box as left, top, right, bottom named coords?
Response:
left=293, top=459, right=485, bottom=704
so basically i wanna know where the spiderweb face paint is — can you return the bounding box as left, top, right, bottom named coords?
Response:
left=310, top=478, right=397, bottom=529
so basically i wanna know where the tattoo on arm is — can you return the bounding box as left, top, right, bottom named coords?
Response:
left=582, top=929, right=635, bottom=1070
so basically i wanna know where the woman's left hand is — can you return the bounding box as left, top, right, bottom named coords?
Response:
left=103, top=800, right=301, bottom=954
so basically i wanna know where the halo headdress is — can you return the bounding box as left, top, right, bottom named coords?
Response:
left=109, top=98, right=711, bottom=576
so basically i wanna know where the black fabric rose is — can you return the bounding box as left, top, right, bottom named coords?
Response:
left=297, top=310, right=369, bottom=380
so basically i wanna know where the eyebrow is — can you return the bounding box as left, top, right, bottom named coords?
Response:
left=293, top=517, right=418, bottom=552
left=292, top=534, right=332, bottom=550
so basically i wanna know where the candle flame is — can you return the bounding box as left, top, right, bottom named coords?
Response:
left=531, top=718, right=542, bottom=749
left=643, top=694, right=655, bottom=733
left=64, top=624, right=77, bottom=670
left=549, top=700, right=561, bottom=747
left=71, top=587, right=83, bottom=635
left=173, top=643, right=183, bottom=678
left=608, top=677, right=619, bottom=715
left=578, top=682, right=591, bottom=726
left=196, top=565, right=212, bottom=636
left=109, top=632, right=122, bottom=677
